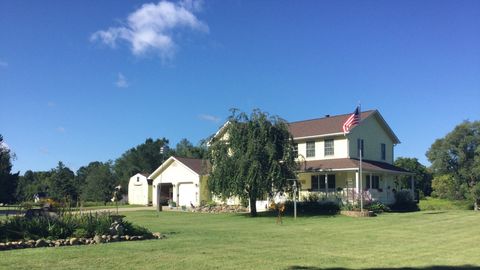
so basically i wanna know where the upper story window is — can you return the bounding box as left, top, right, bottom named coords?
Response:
left=306, top=141, right=315, bottom=157
left=293, top=143, right=298, bottom=157
left=324, top=139, right=334, bottom=156
left=357, top=139, right=364, bottom=158
left=381, top=143, right=386, bottom=160
left=137, top=177, right=140, bottom=182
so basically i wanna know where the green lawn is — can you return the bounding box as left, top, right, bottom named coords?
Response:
left=1, top=210, right=479, bottom=270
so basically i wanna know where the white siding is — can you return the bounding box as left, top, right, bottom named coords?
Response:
left=128, top=174, right=149, bottom=205
left=347, top=114, right=395, bottom=163
left=152, top=159, right=201, bottom=207
left=295, top=136, right=349, bottom=161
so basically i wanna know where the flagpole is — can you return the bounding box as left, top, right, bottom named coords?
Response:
left=358, top=103, right=363, bottom=212
left=359, top=145, right=363, bottom=212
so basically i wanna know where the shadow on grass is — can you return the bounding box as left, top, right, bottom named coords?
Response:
left=422, top=211, right=447, bottom=215
left=237, top=211, right=340, bottom=218
left=286, top=265, right=480, bottom=270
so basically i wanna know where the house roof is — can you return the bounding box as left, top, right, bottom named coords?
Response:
left=174, top=156, right=209, bottom=175
left=288, top=110, right=376, bottom=138
left=300, top=158, right=411, bottom=174
left=148, top=156, right=210, bottom=179
left=139, top=173, right=150, bottom=178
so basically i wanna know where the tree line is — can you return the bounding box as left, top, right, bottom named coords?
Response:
left=0, top=136, right=207, bottom=205
left=1, top=113, right=479, bottom=209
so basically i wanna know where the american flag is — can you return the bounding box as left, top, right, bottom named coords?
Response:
left=342, top=106, right=360, bottom=133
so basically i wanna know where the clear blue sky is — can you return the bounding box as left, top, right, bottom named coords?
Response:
left=1, top=0, right=479, bottom=174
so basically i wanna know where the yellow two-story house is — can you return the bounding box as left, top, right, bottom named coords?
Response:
left=289, top=110, right=413, bottom=204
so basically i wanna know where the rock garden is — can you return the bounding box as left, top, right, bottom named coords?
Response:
left=0, top=204, right=164, bottom=251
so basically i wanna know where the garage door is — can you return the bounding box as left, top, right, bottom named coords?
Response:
left=178, top=183, right=196, bottom=207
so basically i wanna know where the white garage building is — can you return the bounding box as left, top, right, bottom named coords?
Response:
left=150, top=156, right=209, bottom=208
left=127, top=173, right=152, bottom=205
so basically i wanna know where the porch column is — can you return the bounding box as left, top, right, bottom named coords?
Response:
left=324, top=173, right=328, bottom=195
left=173, top=184, right=179, bottom=207
left=355, top=171, right=359, bottom=199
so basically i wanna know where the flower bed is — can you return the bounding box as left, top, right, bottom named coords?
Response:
left=0, top=210, right=163, bottom=251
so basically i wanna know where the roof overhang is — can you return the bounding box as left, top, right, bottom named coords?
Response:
left=293, top=132, right=345, bottom=141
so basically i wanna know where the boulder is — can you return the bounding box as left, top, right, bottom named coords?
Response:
left=93, top=235, right=104, bottom=244
left=69, top=238, right=79, bottom=245
left=35, top=239, right=48, bottom=248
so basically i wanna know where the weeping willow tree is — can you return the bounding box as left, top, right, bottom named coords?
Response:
left=208, top=109, right=296, bottom=217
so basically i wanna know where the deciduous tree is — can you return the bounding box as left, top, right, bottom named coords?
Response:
left=426, top=121, right=480, bottom=201
left=80, top=161, right=117, bottom=204
left=208, top=109, right=296, bottom=217
left=394, top=157, right=433, bottom=197
left=0, top=135, right=19, bottom=204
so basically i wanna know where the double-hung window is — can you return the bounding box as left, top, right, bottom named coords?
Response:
left=324, top=139, right=334, bottom=156
left=293, top=143, right=298, bottom=157
left=366, top=175, right=380, bottom=189
left=306, top=141, right=315, bottom=157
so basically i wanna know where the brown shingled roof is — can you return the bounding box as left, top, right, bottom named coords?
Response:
left=288, top=110, right=376, bottom=138
left=174, top=156, right=210, bottom=175
left=300, top=158, right=411, bottom=174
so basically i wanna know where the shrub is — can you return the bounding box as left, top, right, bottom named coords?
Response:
left=365, top=201, right=390, bottom=213
left=284, top=200, right=340, bottom=215
left=73, top=228, right=88, bottom=238
left=302, top=193, right=320, bottom=203
left=419, top=197, right=473, bottom=211
left=390, top=190, right=419, bottom=212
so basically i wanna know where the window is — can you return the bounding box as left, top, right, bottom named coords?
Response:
left=306, top=141, right=315, bottom=157
left=293, top=143, right=298, bottom=157
left=381, top=143, right=386, bottom=160
left=324, top=139, right=334, bottom=156
left=137, top=177, right=139, bottom=182
left=357, top=139, right=364, bottom=158
left=366, top=175, right=380, bottom=189
left=311, top=175, right=336, bottom=191
left=311, top=175, right=319, bottom=190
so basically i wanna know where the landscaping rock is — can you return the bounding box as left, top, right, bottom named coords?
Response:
left=35, top=239, right=48, bottom=248
left=69, top=238, right=79, bottom=245
left=152, top=232, right=161, bottom=239
left=93, top=235, right=104, bottom=244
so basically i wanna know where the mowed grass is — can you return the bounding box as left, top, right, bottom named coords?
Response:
left=1, top=210, right=479, bottom=270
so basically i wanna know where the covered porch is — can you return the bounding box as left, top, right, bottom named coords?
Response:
left=296, top=158, right=414, bottom=205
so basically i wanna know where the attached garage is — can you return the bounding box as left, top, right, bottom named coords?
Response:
left=150, top=156, right=209, bottom=208
left=178, top=182, right=196, bottom=206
